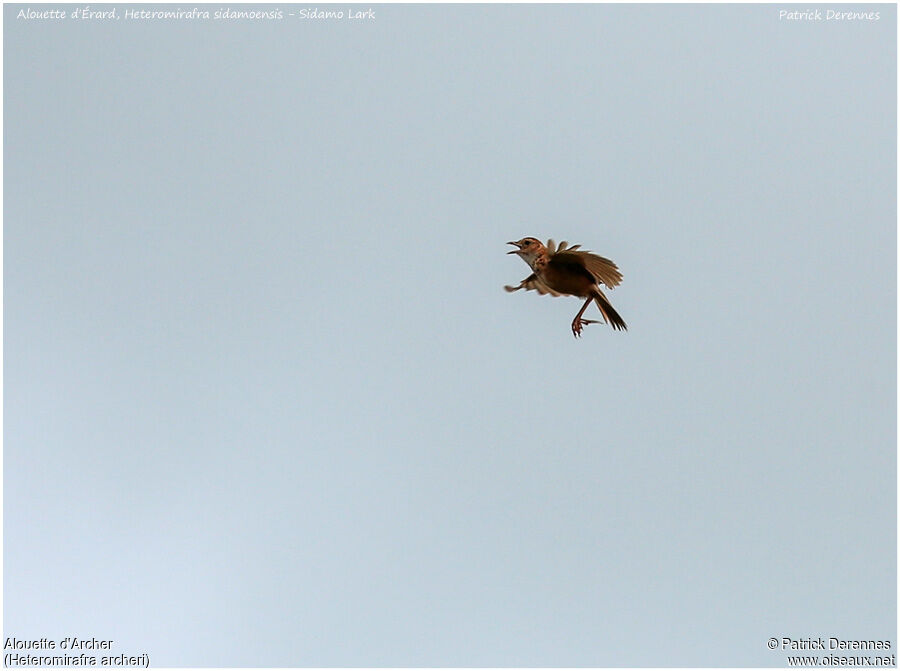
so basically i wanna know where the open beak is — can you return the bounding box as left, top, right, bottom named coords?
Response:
left=506, top=241, right=521, bottom=254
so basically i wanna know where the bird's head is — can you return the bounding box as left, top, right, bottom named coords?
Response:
left=507, top=237, right=546, bottom=266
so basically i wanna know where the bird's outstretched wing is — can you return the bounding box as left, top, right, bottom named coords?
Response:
left=549, top=240, right=582, bottom=253
left=504, top=273, right=564, bottom=296
left=551, top=248, right=622, bottom=289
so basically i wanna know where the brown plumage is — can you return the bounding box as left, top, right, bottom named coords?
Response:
left=505, top=237, right=627, bottom=337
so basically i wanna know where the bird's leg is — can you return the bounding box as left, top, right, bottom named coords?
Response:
left=571, top=297, right=599, bottom=338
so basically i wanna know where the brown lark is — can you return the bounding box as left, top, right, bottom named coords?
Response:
left=505, top=237, right=627, bottom=337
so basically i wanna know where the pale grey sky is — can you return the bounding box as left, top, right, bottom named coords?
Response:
left=4, top=3, right=896, bottom=666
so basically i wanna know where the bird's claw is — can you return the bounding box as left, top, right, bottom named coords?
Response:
left=571, top=318, right=600, bottom=338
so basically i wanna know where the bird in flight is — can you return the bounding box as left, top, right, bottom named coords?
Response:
left=505, top=237, right=627, bottom=337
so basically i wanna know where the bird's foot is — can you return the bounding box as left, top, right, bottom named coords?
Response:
left=571, top=318, right=600, bottom=338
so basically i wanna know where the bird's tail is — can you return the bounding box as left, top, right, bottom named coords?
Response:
left=593, top=290, right=627, bottom=331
